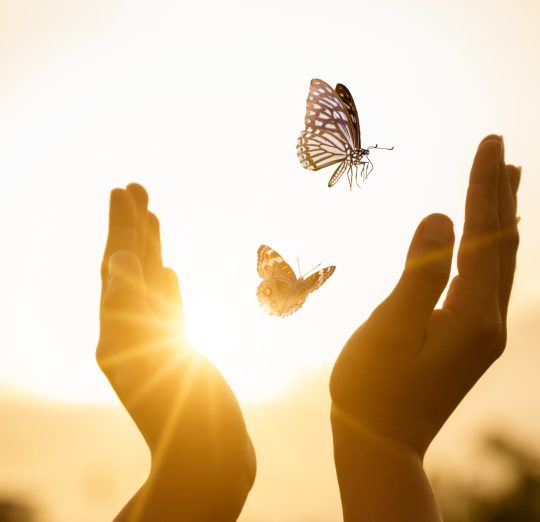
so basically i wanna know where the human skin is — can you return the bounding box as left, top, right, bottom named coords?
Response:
left=97, top=184, right=256, bottom=521
left=96, top=136, right=519, bottom=521
left=330, top=135, right=521, bottom=521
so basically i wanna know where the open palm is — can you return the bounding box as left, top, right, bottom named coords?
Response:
left=97, top=184, right=255, bottom=521
left=330, top=136, right=520, bottom=521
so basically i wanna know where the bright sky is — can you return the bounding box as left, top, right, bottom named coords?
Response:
left=1, top=0, right=539, bottom=406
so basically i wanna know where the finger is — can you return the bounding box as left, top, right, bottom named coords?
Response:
left=372, top=213, right=454, bottom=344
left=142, top=212, right=165, bottom=314
left=126, top=182, right=149, bottom=208
left=102, top=251, right=146, bottom=313
left=101, top=189, right=137, bottom=301
left=162, top=266, right=182, bottom=304
left=498, top=163, right=520, bottom=324
left=145, top=212, right=163, bottom=278
left=509, top=165, right=522, bottom=205
left=98, top=251, right=150, bottom=370
left=159, top=267, right=185, bottom=333
left=456, top=136, right=503, bottom=299
left=126, top=183, right=150, bottom=269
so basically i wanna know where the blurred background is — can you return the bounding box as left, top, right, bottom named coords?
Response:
left=1, top=0, right=539, bottom=520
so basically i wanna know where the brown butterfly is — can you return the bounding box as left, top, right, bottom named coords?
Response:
left=297, top=78, right=393, bottom=189
left=256, top=245, right=335, bottom=317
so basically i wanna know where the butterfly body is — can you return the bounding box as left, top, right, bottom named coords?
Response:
left=347, top=147, right=371, bottom=172
left=256, top=245, right=335, bottom=317
left=297, top=79, right=392, bottom=189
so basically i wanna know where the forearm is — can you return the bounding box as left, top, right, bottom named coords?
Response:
left=100, top=188, right=256, bottom=521
left=109, top=355, right=254, bottom=522
left=331, top=406, right=442, bottom=522
left=113, top=471, right=248, bottom=522
left=112, top=431, right=253, bottom=522
left=113, top=482, right=219, bottom=522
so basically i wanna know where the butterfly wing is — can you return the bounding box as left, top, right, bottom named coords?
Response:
left=328, top=161, right=349, bottom=188
left=257, top=245, right=296, bottom=280
left=256, top=245, right=336, bottom=317
left=302, top=266, right=336, bottom=294
left=257, top=279, right=309, bottom=317
left=256, top=245, right=312, bottom=317
left=297, top=79, right=356, bottom=173
left=335, top=83, right=361, bottom=148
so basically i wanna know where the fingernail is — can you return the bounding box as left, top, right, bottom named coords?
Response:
left=422, top=214, right=454, bottom=244
left=108, top=253, right=124, bottom=282
left=108, top=251, right=138, bottom=279
left=479, top=138, right=504, bottom=168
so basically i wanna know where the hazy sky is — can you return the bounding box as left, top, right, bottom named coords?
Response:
left=1, top=1, right=539, bottom=520
left=1, top=0, right=539, bottom=405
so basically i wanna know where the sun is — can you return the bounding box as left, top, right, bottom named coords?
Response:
left=183, top=294, right=297, bottom=405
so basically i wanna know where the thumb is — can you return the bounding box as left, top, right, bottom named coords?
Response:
left=375, top=214, right=455, bottom=339
left=102, top=251, right=146, bottom=310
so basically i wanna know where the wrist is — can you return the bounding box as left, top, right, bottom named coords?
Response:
left=331, top=399, right=438, bottom=459
left=331, top=405, right=442, bottom=522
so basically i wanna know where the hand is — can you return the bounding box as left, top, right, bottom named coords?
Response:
left=97, top=184, right=255, bottom=522
left=330, top=136, right=520, bottom=521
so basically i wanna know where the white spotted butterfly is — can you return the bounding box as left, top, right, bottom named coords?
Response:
left=297, top=78, right=393, bottom=189
left=256, top=245, right=335, bottom=317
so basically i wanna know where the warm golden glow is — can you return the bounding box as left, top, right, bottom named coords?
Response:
left=1, top=1, right=539, bottom=519
left=2, top=0, right=538, bottom=405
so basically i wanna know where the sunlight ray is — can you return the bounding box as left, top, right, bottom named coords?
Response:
left=97, top=333, right=186, bottom=368
left=123, top=350, right=194, bottom=411
left=126, top=354, right=205, bottom=521
left=406, top=224, right=518, bottom=272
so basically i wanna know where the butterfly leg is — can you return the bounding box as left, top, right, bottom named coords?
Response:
left=364, top=156, right=374, bottom=181
left=348, top=164, right=355, bottom=191
left=352, top=164, right=361, bottom=189
left=354, top=162, right=369, bottom=188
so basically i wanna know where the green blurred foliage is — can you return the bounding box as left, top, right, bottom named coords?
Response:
left=438, top=433, right=540, bottom=522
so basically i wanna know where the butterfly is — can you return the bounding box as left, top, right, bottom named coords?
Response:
left=297, top=78, right=393, bottom=189
left=256, top=244, right=335, bottom=317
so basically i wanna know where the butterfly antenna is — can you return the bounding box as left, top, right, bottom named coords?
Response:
left=297, top=257, right=302, bottom=277
left=301, top=262, right=322, bottom=279
left=368, top=143, right=394, bottom=151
